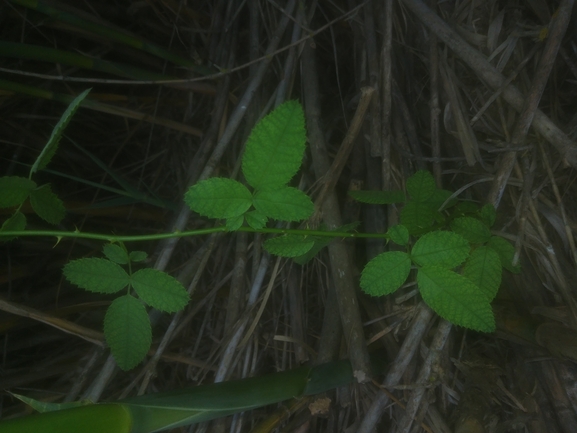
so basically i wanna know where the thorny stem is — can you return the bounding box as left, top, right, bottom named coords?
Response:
left=0, top=226, right=390, bottom=242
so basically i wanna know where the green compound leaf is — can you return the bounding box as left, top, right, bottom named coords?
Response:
left=411, top=230, right=470, bottom=268
left=407, top=170, right=436, bottom=202
left=63, top=258, right=130, bottom=294
left=104, top=295, right=152, bottom=371
left=417, top=265, right=495, bottom=332
left=103, top=244, right=129, bottom=264
left=29, top=184, right=65, bottom=225
left=129, top=251, right=148, bottom=262
left=253, top=187, right=314, bottom=221
left=264, top=235, right=315, bottom=258
left=245, top=210, right=268, bottom=229
left=185, top=178, right=252, bottom=219
left=0, top=211, right=27, bottom=241
left=130, top=268, right=189, bottom=313
left=360, top=251, right=411, bottom=296
left=31, top=88, right=91, bottom=175
left=400, top=201, right=436, bottom=235
left=463, top=246, right=502, bottom=301
left=450, top=216, right=491, bottom=244
left=479, top=204, right=496, bottom=227
left=387, top=224, right=410, bottom=246
left=0, top=176, right=37, bottom=208
left=226, top=215, right=244, bottom=231
left=487, top=236, right=521, bottom=273
left=242, top=100, right=306, bottom=191
left=348, top=190, right=406, bottom=204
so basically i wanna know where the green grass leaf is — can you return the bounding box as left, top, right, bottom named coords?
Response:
left=11, top=392, right=93, bottom=413
left=387, top=224, right=409, bottom=246
left=0, top=401, right=132, bottom=432
left=407, top=170, right=436, bottom=201
left=0, top=176, right=36, bottom=208
left=411, top=230, right=469, bottom=268
left=103, top=244, right=129, bottom=264
left=348, top=190, right=406, bottom=204
left=0, top=211, right=27, bottom=241
left=417, top=265, right=495, bottom=332
left=245, top=210, right=268, bottom=229
left=185, top=178, right=252, bottom=219
left=66, top=139, right=177, bottom=210
left=29, top=184, right=65, bottom=224
left=242, top=100, right=306, bottom=191
left=487, top=236, right=521, bottom=273
left=360, top=251, right=411, bottom=296
left=463, top=246, right=502, bottom=301
left=104, top=295, right=151, bottom=371
left=63, top=258, right=130, bottom=293
left=130, top=268, right=189, bottom=313
left=264, top=235, right=315, bottom=258
left=253, top=187, right=313, bottom=221
left=30, top=88, right=91, bottom=175
left=450, top=216, right=491, bottom=244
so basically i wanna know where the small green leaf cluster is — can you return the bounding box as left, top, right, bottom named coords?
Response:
left=0, top=89, right=90, bottom=238
left=356, top=171, right=520, bottom=332
left=185, top=102, right=357, bottom=261
left=1, top=89, right=190, bottom=371
left=185, top=100, right=313, bottom=231
left=63, top=243, right=189, bottom=370
left=184, top=101, right=314, bottom=251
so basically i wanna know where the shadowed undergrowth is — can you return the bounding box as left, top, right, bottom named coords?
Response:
left=2, top=1, right=577, bottom=432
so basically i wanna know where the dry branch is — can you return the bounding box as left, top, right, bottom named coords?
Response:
left=401, top=0, right=577, bottom=168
